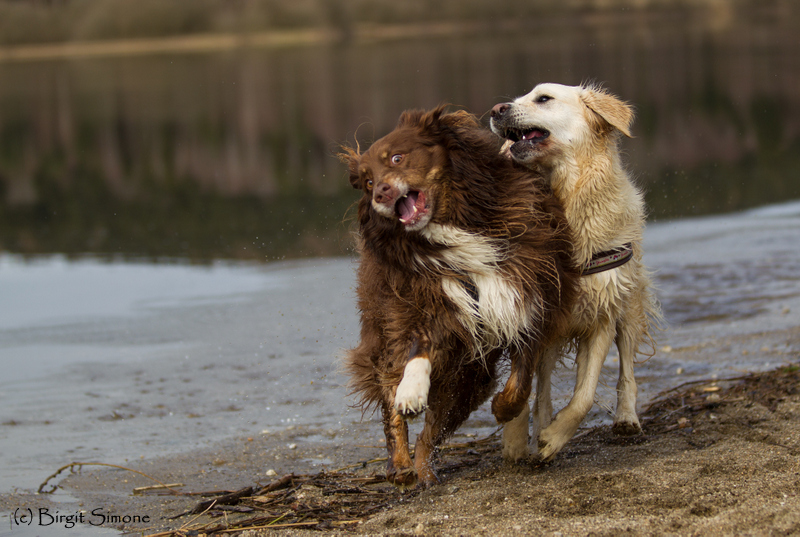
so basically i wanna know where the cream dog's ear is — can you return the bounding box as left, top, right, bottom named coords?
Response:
left=579, top=85, right=634, bottom=138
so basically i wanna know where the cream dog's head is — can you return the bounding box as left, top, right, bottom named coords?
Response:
left=490, top=83, right=633, bottom=169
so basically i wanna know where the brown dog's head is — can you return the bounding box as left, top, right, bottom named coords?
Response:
left=489, top=83, right=633, bottom=168
left=340, top=107, right=492, bottom=233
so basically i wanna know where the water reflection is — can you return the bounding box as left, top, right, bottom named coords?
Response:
left=1, top=5, right=798, bottom=261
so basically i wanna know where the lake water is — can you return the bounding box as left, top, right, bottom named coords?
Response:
left=1, top=5, right=798, bottom=262
left=1, top=2, right=799, bottom=526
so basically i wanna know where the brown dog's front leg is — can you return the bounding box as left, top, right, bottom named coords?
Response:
left=413, top=412, right=441, bottom=489
left=491, top=348, right=535, bottom=423
left=383, top=402, right=417, bottom=489
left=394, top=336, right=432, bottom=419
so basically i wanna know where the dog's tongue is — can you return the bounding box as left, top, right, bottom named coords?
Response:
left=398, top=191, right=419, bottom=222
left=523, top=129, right=547, bottom=141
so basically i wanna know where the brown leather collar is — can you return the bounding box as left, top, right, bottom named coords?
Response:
left=583, top=243, right=633, bottom=275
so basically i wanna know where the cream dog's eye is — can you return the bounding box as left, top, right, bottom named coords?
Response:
left=391, top=154, right=404, bottom=164
left=536, top=95, right=552, bottom=103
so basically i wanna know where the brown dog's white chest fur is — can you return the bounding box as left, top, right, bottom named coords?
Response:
left=417, top=223, right=541, bottom=352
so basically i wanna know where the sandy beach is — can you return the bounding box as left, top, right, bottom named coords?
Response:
left=2, top=201, right=799, bottom=536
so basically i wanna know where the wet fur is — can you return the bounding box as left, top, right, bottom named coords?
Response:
left=340, top=107, right=578, bottom=487
left=491, top=83, right=662, bottom=461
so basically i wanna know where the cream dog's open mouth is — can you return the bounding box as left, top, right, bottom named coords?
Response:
left=499, top=126, right=550, bottom=145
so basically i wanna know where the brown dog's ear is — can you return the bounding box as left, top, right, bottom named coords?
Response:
left=398, top=106, right=451, bottom=135
left=398, top=108, right=428, bottom=129
left=579, top=85, right=634, bottom=138
left=439, top=109, right=481, bottom=131
left=431, top=108, right=484, bottom=148
left=337, top=146, right=363, bottom=190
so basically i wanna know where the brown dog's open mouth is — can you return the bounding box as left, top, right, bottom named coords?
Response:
left=396, top=190, right=428, bottom=227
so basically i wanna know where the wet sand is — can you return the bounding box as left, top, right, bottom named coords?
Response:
left=1, top=201, right=799, bottom=535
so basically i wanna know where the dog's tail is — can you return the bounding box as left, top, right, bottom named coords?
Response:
left=635, top=266, right=666, bottom=363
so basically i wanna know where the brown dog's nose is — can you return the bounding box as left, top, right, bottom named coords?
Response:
left=491, top=103, right=511, bottom=119
left=373, top=183, right=396, bottom=205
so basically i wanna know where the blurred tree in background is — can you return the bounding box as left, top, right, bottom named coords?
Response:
left=0, top=0, right=749, bottom=46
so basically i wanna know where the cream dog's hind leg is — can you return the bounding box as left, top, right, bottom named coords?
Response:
left=537, top=324, right=615, bottom=461
left=533, top=346, right=559, bottom=433
left=501, top=346, right=561, bottom=461
left=612, top=314, right=643, bottom=434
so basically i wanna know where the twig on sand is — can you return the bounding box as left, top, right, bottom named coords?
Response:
left=132, top=483, right=185, bottom=493
left=188, top=486, right=255, bottom=514
left=38, top=462, right=186, bottom=495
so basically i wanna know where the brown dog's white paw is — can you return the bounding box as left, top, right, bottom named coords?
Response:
left=394, top=357, right=431, bottom=418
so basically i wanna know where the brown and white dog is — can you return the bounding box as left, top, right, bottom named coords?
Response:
left=340, top=107, right=578, bottom=488
left=490, top=83, right=662, bottom=462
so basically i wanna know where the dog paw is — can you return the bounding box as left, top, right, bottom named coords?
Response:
left=536, top=426, right=569, bottom=462
left=394, top=358, right=430, bottom=419
left=394, top=381, right=428, bottom=418
left=612, top=418, right=642, bottom=436
left=415, top=467, right=441, bottom=490
left=387, top=466, right=418, bottom=490
left=502, top=441, right=529, bottom=462
left=395, top=401, right=426, bottom=419
left=501, top=408, right=530, bottom=462
left=536, top=439, right=560, bottom=463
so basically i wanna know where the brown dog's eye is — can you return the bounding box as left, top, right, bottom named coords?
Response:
left=366, top=179, right=374, bottom=189
left=391, top=154, right=404, bottom=165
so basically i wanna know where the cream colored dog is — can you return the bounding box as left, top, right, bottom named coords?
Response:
left=489, top=83, right=661, bottom=461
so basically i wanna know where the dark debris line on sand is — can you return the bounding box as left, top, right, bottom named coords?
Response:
left=641, top=362, right=800, bottom=434
left=139, top=436, right=500, bottom=536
